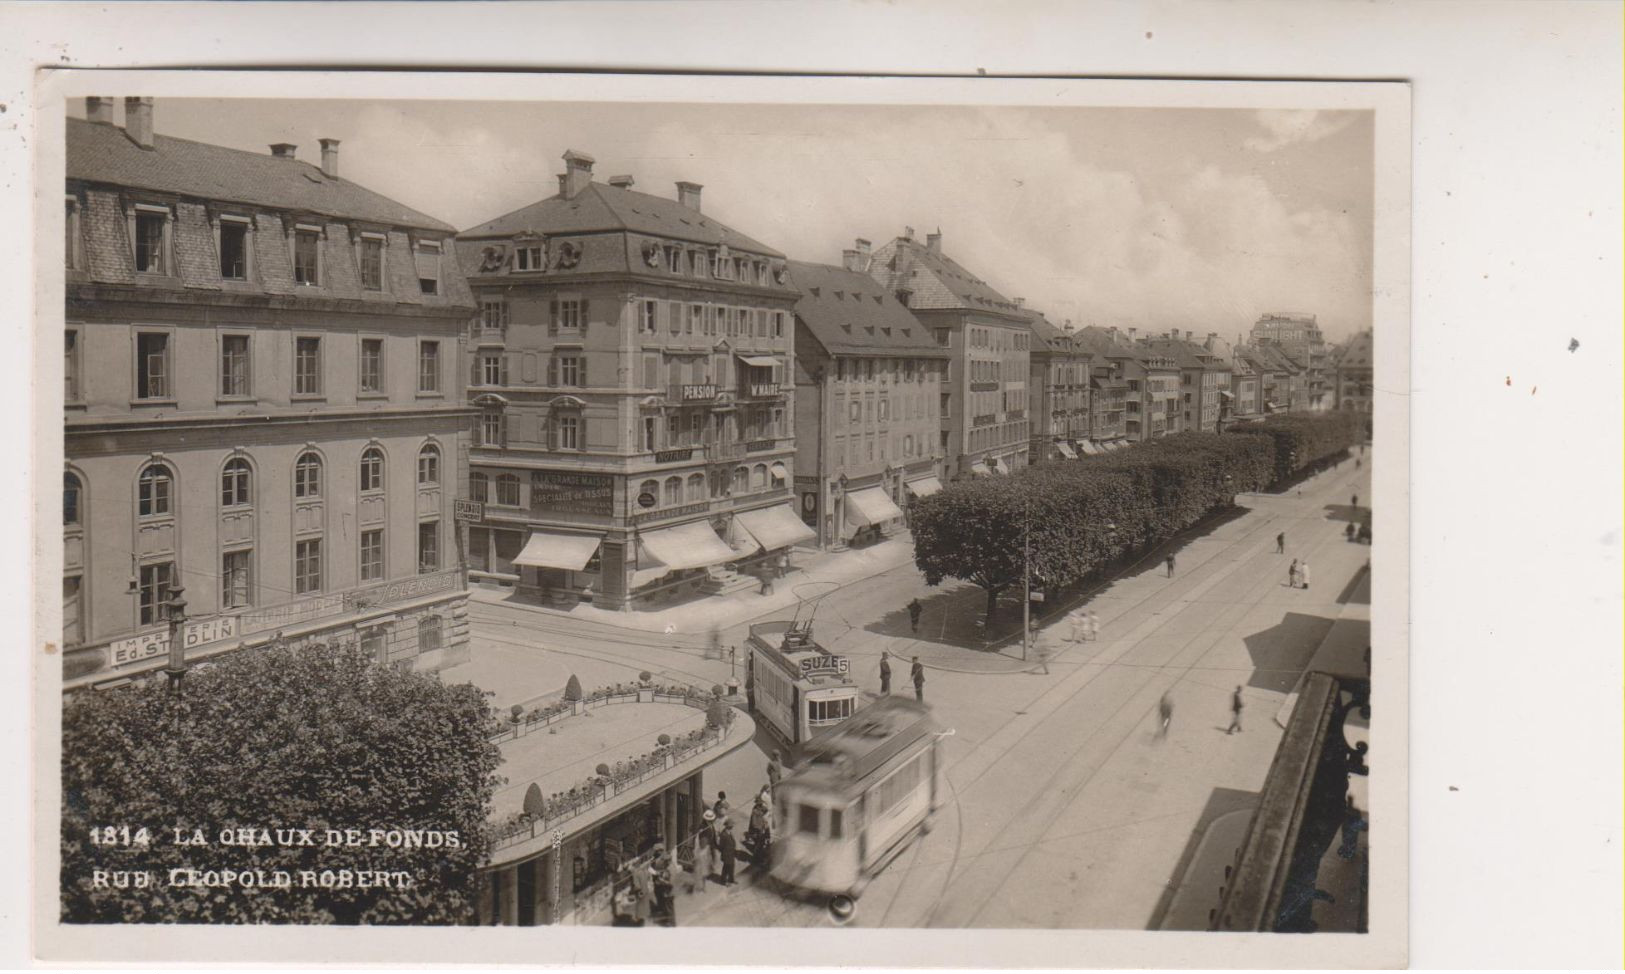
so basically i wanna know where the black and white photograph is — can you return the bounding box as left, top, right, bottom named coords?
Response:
left=10, top=6, right=1620, bottom=967
left=33, top=67, right=1410, bottom=968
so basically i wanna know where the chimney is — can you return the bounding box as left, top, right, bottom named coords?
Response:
left=608, top=174, right=635, bottom=189
left=1014, top=297, right=1025, bottom=309
left=842, top=249, right=865, bottom=273
left=270, top=143, right=298, bottom=159
left=926, top=230, right=942, bottom=253
left=676, top=180, right=703, bottom=212
left=562, top=150, right=595, bottom=198
left=319, top=138, right=340, bottom=179
left=903, top=226, right=914, bottom=241
left=1064, top=320, right=1074, bottom=332
left=85, top=96, right=115, bottom=125
left=124, top=96, right=154, bottom=149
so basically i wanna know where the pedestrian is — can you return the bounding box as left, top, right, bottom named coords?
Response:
left=1276, top=532, right=1285, bottom=554
left=1088, top=610, right=1100, bottom=642
left=1158, top=691, right=1174, bottom=738
left=691, top=810, right=716, bottom=891
left=707, top=627, right=722, bottom=660
left=911, top=656, right=926, bottom=702
left=1228, top=685, right=1245, bottom=735
left=663, top=623, right=676, bottom=637
left=1355, top=457, right=1362, bottom=471
left=1165, top=553, right=1176, bottom=577
left=1288, top=558, right=1300, bottom=589
left=747, top=794, right=772, bottom=866
left=612, top=864, right=641, bottom=926
left=1299, top=561, right=1311, bottom=591
left=651, top=853, right=676, bottom=926
left=766, top=750, right=783, bottom=794
left=718, top=821, right=738, bottom=886
left=1069, top=611, right=1086, bottom=644
left=630, top=857, right=653, bottom=926
left=907, top=597, right=923, bottom=634
left=1351, top=492, right=1359, bottom=510
left=713, top=790, right=730, bottom=823
left=879, top=651, right=892, bottom=694
left=1345, top=522, right=1356, bottom=542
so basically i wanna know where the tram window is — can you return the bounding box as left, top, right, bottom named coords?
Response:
left=829, top=808, right=844, bottom=839
left=799, top=804, right=821, bottom=836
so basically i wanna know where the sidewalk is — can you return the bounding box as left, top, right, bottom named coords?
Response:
left=470, top=535, right=917, bottom=637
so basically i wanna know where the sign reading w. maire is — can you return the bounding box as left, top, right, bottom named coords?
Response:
left=102, top=568, right=463, bottom=671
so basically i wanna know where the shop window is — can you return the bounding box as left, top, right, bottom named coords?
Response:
left=663, top=476, right=682, bottom=506
left=686, top=473, right=706, bottom=502
left=419, top=616, right=444, bottom=652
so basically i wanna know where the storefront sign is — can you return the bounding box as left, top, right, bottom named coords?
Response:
left=348, top=569, right=458, bottom=609
left=455, top=499, right=485, bottom=523
left=637, top=491, right=657, bottom=509
left=108, top=630, right=169, bottom=668
left=799, top=654, right=850, bottom=678
left=238, top=593, right=350, bottom=636
left=183, top=616, right=237, bottom=648
left=529, top=471, right=614, bottom=517
left=676, top=384, right=717, bottom=401
left=631, top=501, right=709, bottom=525
left=653, top=448, right=693, bottom=464
left=745, top=439, right=776, bottom=453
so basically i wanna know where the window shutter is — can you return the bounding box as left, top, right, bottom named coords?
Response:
left=547, top=354, right=557, bottom=387
left=580, top=298, right=590, bottom=327
left=577, top=357, right=587, bottom=387
left=501, top=353, right=511, bottom=386
left=470, top=355, right=480, bottom=388
left=549, top=299, right=559, bottom=336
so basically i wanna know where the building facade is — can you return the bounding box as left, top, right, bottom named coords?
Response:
left=866, top=230, right=1030, bottom=479
left=1023, top=310, right=1093, bottom=461
left=1121, top=345, right=1181, bottom=442
left=63, top=98, right=476, bottom=689
left=453, top=153, right=804, bottom=611
left=1250, top=312, right=1330, bottom=410
left=1332, top=330, right=1374, bottom=413
left=789, top=254, right=948, bottom=549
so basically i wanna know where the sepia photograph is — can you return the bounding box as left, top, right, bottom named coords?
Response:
left=34, top=68, right=1413, bottom=967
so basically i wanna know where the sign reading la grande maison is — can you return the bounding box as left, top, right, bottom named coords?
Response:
left=529, top=471, right=614, bottom=517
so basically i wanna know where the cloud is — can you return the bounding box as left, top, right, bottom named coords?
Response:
left=1244, top=110, right=1357, bottom=153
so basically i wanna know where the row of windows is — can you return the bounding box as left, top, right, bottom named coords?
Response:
left=967, top=423, right=1028, bottom=455
left=633, top=463, right=788, bottom=507
left=65, top=197, right=445, bottom=295
left=967, top=326, right=1030, bottom=353
left=637, top=299, right=787, bottom=341
left=834, top=431, right=930, bottom=467
left=119, top=519, right=443, bottom=627
left=62, top=445, right=442, bottom=527
left=66, top=329, right=446, bottom=404
left=833, top=357, right=943, bottom=383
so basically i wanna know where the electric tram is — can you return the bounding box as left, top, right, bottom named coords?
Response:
left=769, top=695, right=946, bottom=898
left=745, top=617, right=860, bottom=747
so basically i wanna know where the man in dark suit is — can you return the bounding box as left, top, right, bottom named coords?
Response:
left=718, top=821, right=738, bottom=886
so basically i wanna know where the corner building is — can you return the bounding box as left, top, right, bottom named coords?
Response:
left=63, top=98, right=476, bottom=688
left=866, top=230, right=1030, bottom=479
left=454, top=152, right=804, bottom=611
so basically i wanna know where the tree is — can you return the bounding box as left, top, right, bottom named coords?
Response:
left=60, top=641, right=502, bottom=924
left=911, top=477, right=1027, bottom=624
left=562, top=673, right=583, bottom=701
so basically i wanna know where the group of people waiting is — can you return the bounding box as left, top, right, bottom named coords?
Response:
left=611, top=782, right=778, bottom=927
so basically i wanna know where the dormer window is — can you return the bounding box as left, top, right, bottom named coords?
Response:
left=358, top=233, right=385, bottom=290
left=218, top=216, right=251, bottom=280
left=416, top=240, right=442, bottom=295
left=132, top=204, right=172, bottom=275
left=292, top=225, right=322, bottom=286
left=515, top=245, right=544, bottom=272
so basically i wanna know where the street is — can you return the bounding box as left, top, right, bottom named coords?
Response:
left=448, top=457, right=1372, bottom=929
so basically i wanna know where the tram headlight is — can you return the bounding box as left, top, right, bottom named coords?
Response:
left=827, top=894, right=856, bottom=925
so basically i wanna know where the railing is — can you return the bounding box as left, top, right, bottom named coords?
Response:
left=474, top=327, right=508, bottom=346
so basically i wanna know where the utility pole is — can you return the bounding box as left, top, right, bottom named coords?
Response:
left=1022, top=497, right=1031, bottom=662
left=161, top=584, right=189, bottom=694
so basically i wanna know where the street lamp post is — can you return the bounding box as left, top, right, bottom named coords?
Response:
left=161, top=583, right=189, bottom=694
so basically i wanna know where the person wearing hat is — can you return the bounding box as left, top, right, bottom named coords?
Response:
left=747, top=791, right=773, bottom=868
left=649, top=852, right=675, bottom=926
left=691, top=810, right=717, bottom=892
left=718, top=819, right=738, bottom=886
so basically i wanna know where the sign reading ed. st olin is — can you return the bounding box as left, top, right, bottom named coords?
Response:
left=529, top=471, right=613, bottom=516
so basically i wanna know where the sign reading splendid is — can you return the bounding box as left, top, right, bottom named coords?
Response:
left=529, top=472, right=613, bottom=516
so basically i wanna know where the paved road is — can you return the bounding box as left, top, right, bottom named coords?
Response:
left=462, top=458, right=1372, bottom=929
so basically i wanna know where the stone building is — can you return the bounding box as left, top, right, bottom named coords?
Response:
left=1022, top=309, right=1093, bottom=461
left=453, top=153, right=803, bottom=611
left=1332, top=330, right=1375, bottom=414
left=789, top=253, right=948, bottom=549
left=63, top=97, right=476, bottom=689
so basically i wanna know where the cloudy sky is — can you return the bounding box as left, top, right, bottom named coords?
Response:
left=74, top=98, right=1374, bottom=343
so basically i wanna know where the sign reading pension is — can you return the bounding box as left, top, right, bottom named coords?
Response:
left=798, top=654, right=850, bottom=678
left=529, top=471, right=614, bottom=516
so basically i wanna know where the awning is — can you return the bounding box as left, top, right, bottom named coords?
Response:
left=1219, top=390, right=1235, bottom=400
left=1054, top=441, right=1078, bottom=459
left=1079, top=440, right=1102, bottom=455
left=733, top=504, right=817, bottom=552
left=636, top=520, right=738, bottom=571
left=969, top=465, right=994, bottom=478
left=991, top=457, right=1011, bottom=475
left=511, top=530, right=602, bottom=571
left=845, top=486, right=905, bottom=527
left=737, top=354, right=778, bottom=368
left=770, top=461, right=788, bottom=482
left=906, top=476, right=944, bottom=498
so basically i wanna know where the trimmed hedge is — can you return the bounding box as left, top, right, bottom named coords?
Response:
left=912, top=415, right=1362, bottom=621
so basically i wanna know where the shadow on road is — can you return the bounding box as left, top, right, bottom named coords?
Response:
left=1241, top=612, right=1337, bottom=694
left=1144, top=785, right=1261, bottom=931
left=1323, top=503, right=1366, bottom=524
left=1334, top=564, right=1371, bottom=607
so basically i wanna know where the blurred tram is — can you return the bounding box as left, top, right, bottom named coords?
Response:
left=770, top=695, right=946, bottom=898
